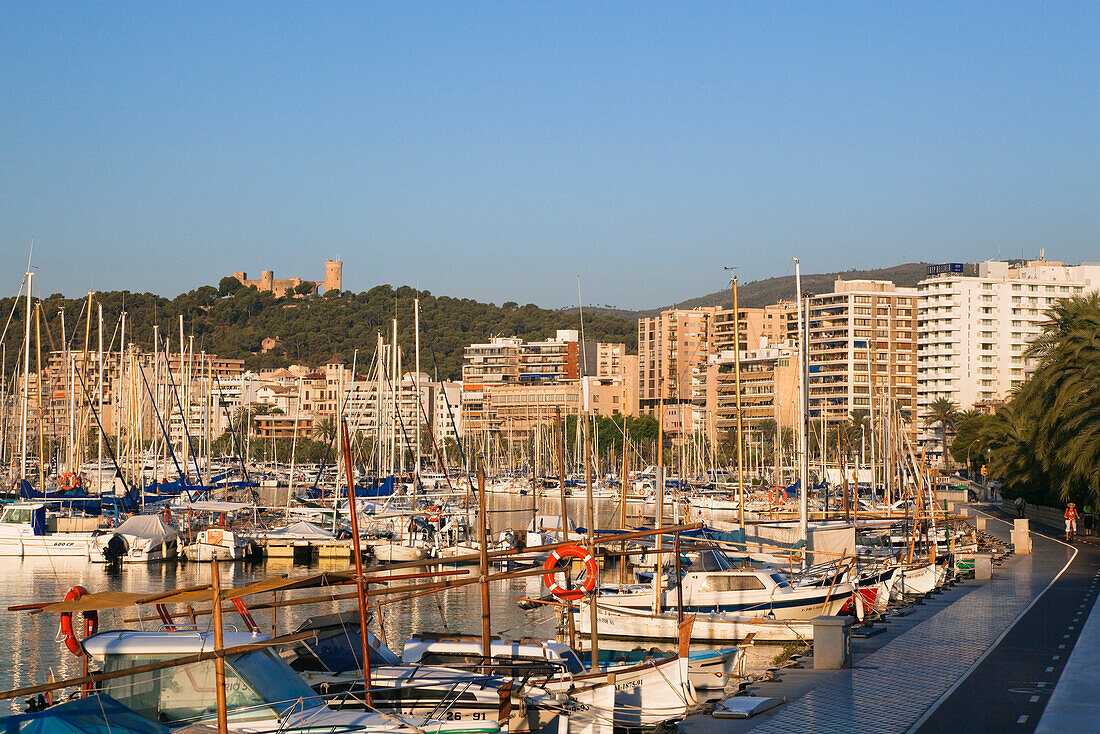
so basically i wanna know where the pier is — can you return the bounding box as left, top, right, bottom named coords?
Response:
left=680, top=505, right=1097, bottom=733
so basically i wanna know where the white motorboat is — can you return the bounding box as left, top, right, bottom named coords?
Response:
left=180, top=527, right=260, bottom=562
left=596, top=565, right=854, bottom=619
left=0, top=503, right=97, bottom=558
left=91, top=514, right=178, bottom=563
left=402, top=637, right=696, bottom=729
left=83, top=629, right=502, bottom=734
left=576, top=602, right=816, bottom=642
left=281, top=611, right=565, bottom=733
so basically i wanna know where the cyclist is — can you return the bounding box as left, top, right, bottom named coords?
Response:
left=1065, top=503, right=1080, bottom=542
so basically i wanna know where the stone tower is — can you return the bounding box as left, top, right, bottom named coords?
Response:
left=323, top=259, right=343, bottom=292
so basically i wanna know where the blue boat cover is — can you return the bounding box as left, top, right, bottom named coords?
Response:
left=0, top=695, right=168, bottom=734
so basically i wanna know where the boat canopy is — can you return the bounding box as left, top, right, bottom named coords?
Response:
left=260, top=520, right=336, bottom=540
left=112, top=515, right=178, bottom=544
left=184, top=501, right=251, bottom=513
left=0, top=694, right=168, bottom=734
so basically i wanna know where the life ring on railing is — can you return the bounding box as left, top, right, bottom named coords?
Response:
left=59, top=585, right=98, bottom=657
left=427, top=506, right=441, bottom=523
left=162, top=506, right=172, bottom=523
left=543, top=545, right=599, bottom=600
left=768, top=487, right=786, bottom=507
left=58, top=473, right=77, bottom=492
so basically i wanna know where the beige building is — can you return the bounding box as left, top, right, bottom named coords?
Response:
left=638, top=307, right=718, bottom=416
left=807, top=279, right=918, bottom=433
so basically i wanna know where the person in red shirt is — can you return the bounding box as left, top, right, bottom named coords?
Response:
left=1065, top=503, right=1080, bottom=542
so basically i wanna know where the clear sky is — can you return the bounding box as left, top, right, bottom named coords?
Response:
left=1, top=3, right=1097, bottom=309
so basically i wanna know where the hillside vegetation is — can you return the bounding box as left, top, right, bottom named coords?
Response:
left=0, top=280, right=636, bottom=381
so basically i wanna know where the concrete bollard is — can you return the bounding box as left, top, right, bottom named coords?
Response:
left=974, top=552, right=993, bottom=580
left=811, top=616, right=852, bottom=670
left=975, top=517, right=987, bottom=531
left=1011, top=530, right=1032, bottom=554
left=1014, top=518, right=1030, bottom=533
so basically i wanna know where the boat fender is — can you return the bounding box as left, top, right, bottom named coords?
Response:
left=59, top=586, right=98, bottom=657
left=543, top=545, right=598, bottom=600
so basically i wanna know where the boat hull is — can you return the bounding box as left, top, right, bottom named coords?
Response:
left=577, top=603, right=817, bottom=643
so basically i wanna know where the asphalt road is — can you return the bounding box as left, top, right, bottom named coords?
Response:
left=915, top=511, right=1100, bottom=733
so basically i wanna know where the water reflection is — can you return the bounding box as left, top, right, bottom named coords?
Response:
left=0, top=492, right=763, bottom=701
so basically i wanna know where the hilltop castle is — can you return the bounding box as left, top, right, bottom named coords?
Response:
left=233, top=259, right=342, bottom=297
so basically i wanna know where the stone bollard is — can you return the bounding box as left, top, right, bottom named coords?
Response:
left=1012, top=530, right=1033, bottom=554
left=974, top=552, right=993, bottom=580
left=811, top=616, right=852, bottom=670
left=975, top=517, right=987, bottom=531
left=1014, top=518, right=1030, bottom=533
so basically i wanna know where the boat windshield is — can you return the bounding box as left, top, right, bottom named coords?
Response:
left=101, top=649, right=323, bottom=725
left=770, top=573, right=791, bottom=588
left=555, top=649, right=586, bottom=674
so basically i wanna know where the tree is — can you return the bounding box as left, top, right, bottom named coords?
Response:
left=312, top=417, right=336, bottom=444
left=218, top=276, right=244, bottom=297
left=294, top=281, right=316, bottom=297
left=923, top=397, right=961, bottom=471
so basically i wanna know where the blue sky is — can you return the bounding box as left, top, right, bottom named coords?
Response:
left=1, top=3, right=1097, bottom=309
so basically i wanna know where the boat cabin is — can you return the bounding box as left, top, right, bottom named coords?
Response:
left=83, top=630, right=324, bottom=726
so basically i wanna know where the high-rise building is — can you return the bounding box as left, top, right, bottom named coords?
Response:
left=917, top=259, right=1100, bottom=414
left=807, top=279, right=918, bottom=432
left=637, top=307, right=718, bottom=416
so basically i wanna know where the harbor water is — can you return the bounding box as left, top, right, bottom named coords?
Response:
left=0, top=491, right=780, bottom=705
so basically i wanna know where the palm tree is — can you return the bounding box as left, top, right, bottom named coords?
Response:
left=924, top=397, right=961, bottom=471
left=846, top=410, right=871, bottom=455
left=311, top=417, right=336, bottom=444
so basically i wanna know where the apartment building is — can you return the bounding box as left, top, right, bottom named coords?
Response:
left=519, top=330, right=580, bottom=384
left=638, top=307, right=717, bottom=416
left=807, top=279, right=918, bottom=431
left=460, top=337, right=523, bottom=437
left=712, top=344, right=799, bottom=433
left=461, top=332, right=634, bottom=438
left=917, top=259, right=1100, bottom=413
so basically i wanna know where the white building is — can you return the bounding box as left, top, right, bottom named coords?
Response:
left=917, top=258, right=1100, bottom=454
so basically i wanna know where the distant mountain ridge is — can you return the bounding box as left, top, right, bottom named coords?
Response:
left=578, top=262, right=971, bottom=318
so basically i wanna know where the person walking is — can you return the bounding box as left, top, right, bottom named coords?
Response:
left=1015, top=495, right=1026, bottom=519
left=1065, top=503, right=1080, bottom=542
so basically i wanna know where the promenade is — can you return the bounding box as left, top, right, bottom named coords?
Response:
left=679, top=505, right=1097, bottom=734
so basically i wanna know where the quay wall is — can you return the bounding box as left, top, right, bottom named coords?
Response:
left=999, top=499, right=1070, bottom=529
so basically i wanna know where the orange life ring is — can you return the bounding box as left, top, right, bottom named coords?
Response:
left=427, top=506, right=441, bottom=522
left=162, top=506, right=172, bottom=523
left=768, top=486, right=786, bottom=507
left=58, top=472, right=77, bottom=492
left=543, top=545, right=599, bottom=600
left=59, top=585, right=98, bottom=657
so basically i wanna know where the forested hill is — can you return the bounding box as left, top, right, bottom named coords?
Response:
left=0, top=280, right=636, bottom=381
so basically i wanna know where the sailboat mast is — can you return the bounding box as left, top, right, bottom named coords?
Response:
left=19, top=272, right=33, bottom=481
left=731, top=275, right=745, bottom=528
left=414, top=297, right=421, bottom=485
left=97, top=304, right=103, bottom=492
left=794, top=258, right=808, bottom=550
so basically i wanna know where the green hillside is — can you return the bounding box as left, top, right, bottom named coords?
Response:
left=0, top=281, right=636, bottom=381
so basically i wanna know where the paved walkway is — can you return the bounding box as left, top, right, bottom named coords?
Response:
left=912, top=512, right=1098, bottom=733
left=679, top=506, right=1080, bottom=734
